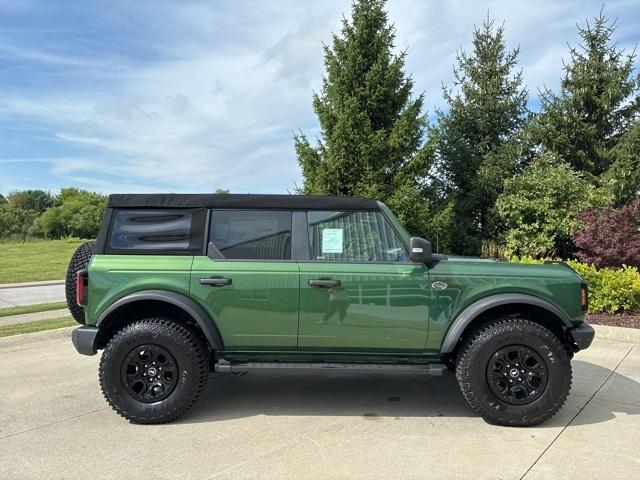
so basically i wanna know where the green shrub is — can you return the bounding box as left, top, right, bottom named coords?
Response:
left=512, top=257, right=640, bottom=314
left=566, top=261, right=640, bottom=314
left=496, top=153, right=610, bottom=258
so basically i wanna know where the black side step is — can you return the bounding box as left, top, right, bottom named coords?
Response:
left=214, top=360, right=448, bottom=376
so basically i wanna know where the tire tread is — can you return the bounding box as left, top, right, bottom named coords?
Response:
left=99, top=317, right=209, bottom=424
left=455, top=317, right=572, bottom=426
left=65, top=241, right=95, bottom=324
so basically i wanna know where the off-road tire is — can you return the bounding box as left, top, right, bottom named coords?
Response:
left=99, top=317, right=209, bottom=424
left=455, top=317, right=572, bottom=427
left=65, top=240, right=95, bottom=324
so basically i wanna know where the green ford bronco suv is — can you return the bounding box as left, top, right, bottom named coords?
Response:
left=67, top=193, right=594, bottom=426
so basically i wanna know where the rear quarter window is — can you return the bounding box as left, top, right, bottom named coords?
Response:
left=108, top=209, right=204, bottom=253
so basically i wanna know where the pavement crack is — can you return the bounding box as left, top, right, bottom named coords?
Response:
left=519, top=346, right=635, bottom=480
left=0, top=407, right=108, bottom=440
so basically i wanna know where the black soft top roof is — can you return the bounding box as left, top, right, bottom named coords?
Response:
left=107, top=193, right=380, bottom=211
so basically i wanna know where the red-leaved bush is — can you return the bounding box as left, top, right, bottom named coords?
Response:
left=573, top=200, right=640, bottom=268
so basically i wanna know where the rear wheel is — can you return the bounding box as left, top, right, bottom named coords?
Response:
left=65, top=240, right=95, bottom=324
left=455, top=318, right=571, bottom=426
left=99, top=317, right=209, bottom=424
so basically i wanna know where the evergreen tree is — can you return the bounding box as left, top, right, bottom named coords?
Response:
left=604, top=122, right=640, bottom=203
left=295, top=0, right=432, bottom=235
left=437, top=18, right=529, bottom=255
left=534, top=12, right=640, bottom=177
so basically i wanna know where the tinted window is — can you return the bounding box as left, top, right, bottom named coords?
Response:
left=209, top=210, right=292, bottom=260
left=308, top=211, right=407, bottom=262
left=110, top=210, right=192, bottom=250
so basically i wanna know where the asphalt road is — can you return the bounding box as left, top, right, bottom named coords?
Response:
left=0, top=328, right=638, bottom=480
left=0, top=282, right=65, bottom=308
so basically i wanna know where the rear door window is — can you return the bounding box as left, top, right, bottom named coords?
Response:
left=209, top=210, right=292, bottom=260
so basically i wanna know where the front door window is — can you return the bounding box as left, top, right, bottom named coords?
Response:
left=307, top=210, right=407, bottom=262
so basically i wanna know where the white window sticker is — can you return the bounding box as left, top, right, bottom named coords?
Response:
left=322, top=228, right=344, bottom=254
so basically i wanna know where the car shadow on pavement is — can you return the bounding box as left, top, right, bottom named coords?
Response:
left=178, top=360, right=639, bottom=427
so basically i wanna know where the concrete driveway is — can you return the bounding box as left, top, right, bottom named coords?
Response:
left=0, top=328, right=638, bottom=480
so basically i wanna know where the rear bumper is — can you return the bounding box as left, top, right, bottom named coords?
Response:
left=568, top=323, right=595, bottom=351
left=71, top=326, right=99, bottom=356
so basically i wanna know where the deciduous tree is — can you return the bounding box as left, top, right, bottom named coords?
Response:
left=496, top=153, right=609, bottom=257
left=573, top=200, right=640, bottom=268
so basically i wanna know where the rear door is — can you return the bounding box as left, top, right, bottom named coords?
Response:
left=190, top=209, right=299, bottom=349
left=298, top=210, right=430, bottom=351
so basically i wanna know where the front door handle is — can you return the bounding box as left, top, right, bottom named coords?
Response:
left=200, top=277, right=232, bottom=287
left=308, top=278, right=341, bottom=288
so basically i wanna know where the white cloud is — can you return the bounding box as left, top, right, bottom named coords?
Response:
left=0, top=0, right=637, bottom=194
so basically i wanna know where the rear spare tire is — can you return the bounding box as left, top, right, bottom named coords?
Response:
left=65, top=240, right=95, bottom=324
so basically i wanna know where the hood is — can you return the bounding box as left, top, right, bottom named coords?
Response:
left=438, top=256, right=583, bottom=280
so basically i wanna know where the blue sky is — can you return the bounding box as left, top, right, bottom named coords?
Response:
left=0, top=0, right=638, bottom=196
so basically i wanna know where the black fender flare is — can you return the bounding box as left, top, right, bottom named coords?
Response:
left=96, top=290, right=224, bottom=351
left=440, top=293, right=573, bottom=353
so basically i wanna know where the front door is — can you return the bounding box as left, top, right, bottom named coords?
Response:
left=190, top=209, right=299, bottom=350
left=298, top=210, right=430, bottom=351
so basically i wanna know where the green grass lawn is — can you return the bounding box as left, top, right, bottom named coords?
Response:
left=0, top=316, right=75, bottom=338
left=0, top=239, right=85, bottom=284
left=0, top=301, right=68, bottom=317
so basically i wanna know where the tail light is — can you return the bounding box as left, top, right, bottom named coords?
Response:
left=580, top=282, right=588, bottom=312
left=76, top=269, right=88, bottom=307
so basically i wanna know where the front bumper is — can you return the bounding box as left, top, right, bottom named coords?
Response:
left=71, top=326, right=99, bottom=356
left=568, top=323, right=595, bottom=351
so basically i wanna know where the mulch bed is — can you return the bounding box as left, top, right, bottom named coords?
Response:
left=587, top=313, right=640, bottom=329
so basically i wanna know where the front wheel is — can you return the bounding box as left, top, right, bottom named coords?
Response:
left=455, top=318, right=572, bottom=426
left=99, top=317, right=209, bottom=424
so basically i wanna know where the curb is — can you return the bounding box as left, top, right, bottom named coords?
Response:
left=0, top=279, right=65, bottom=289
left=0, top=326, right=74, bottom=354
left=592, top=324, right=640, bottom=344
left=0, top=308, right=70, bottom=327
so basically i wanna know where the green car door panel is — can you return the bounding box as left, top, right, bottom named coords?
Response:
left=298, top=262, right=430, bottom=351
left=85, top=255, right=194, bottom=325
left=190, top=256, right=300, bottom=349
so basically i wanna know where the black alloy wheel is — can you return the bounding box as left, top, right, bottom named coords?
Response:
left=121, top=344, right=179, bottom=403
left=486, top=344, right=548, bottom=405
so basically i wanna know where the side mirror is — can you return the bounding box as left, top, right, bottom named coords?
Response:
left=409, top=237, right=447, bottom=265
left=409, top=237, right=433, bottom=263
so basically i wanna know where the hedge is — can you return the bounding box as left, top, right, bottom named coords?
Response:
left=511, top=257, right=640, bottom=314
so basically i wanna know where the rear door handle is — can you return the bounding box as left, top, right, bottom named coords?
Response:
left=200, top=277, right=232, bottom=287
left=308, top=278, right=341, bottom=288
